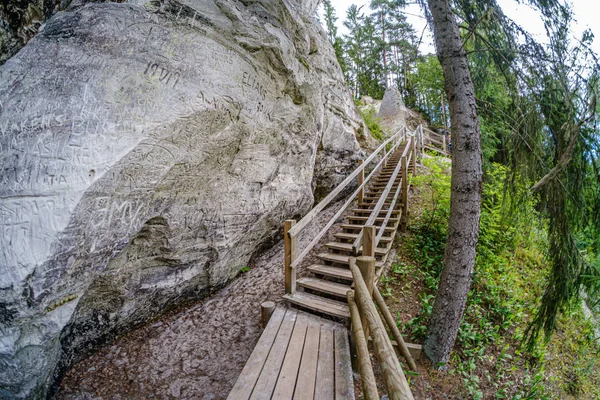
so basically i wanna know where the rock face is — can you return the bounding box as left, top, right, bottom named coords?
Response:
left=0, top=0, right=363, bottom=397
left=377, top=87, right=406, bottom=133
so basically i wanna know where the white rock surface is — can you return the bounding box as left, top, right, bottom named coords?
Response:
left=0, top=0, right=363, bottom=397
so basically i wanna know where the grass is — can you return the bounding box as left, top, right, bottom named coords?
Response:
left=379, top=156, right=600, bottom=399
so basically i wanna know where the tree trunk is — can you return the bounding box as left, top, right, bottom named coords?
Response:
left=423, top=0, right=483, bottom=366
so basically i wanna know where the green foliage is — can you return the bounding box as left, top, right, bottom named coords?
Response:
left=404, top=156, right=599, bottom=398
left=407, top=55, right=446, bottom=125
left=318, top=2, right=418, bottom=99
left=239, top=266, right=250, bottom=273
left=360, top=107, right=385, bottom=141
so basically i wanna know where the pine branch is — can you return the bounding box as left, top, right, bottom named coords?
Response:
left=531, top=100, right=597, bottom=193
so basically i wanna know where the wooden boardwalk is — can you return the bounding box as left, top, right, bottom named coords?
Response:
left=227, top=307, right=353, bottom=400
left=229, top=127, right=436, bottom=399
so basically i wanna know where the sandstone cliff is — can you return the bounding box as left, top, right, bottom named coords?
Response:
left=0, top=0, right=363, bottom=397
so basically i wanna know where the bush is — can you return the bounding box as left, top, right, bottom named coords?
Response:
left=360, top=106, right=385, bottom=141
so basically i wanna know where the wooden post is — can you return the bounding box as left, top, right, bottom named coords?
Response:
left=261, top=301, right=276, bottom=328
left=362, top=225, right=376, bottom=258
left=347, top=291, right=380, bottom=400
left=356, top=256, right=375, bottom=342
left=358, top=160, right=364, bottom=205
left=373, top=287, right=417, bottom=371
left=284, top=220, right=297, bottom=294
left=349, top=259, right=414, bottom=400
left=419, top=125, right=424, bottom=157
left=401, top=157, right=408, bottom=232
left=411, top=138, right=417, bottom=174
left=441, top=93, right=448, bottom=139
left=442, top=134, right=447, bottom=154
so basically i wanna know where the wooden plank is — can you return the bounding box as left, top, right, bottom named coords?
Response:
left=307, top=264, right=353, bottom=281
left=334, top=327, right=355, bottom=400
left=351, top=208, right=399, bottom=215
left=272, top=313, right=310, bottom=400
left=334, top=232, right=392, bottom=243
left=283, top=292, right=350, bottom=319
left=294, top=317, right=321, bottom=400
left=340, top=224, right=395, bottom=232
left=250, top=309, right=298, bottom=400
left=325, top=242, right=387, bottom=255
left=315, top=321, right=335, bottom=400
left=346, top=216, right=399, bottom=223
left=227, top=308, right=287, bottom=400
left=297, top=277, right=351, bottom=298
left=316, top=253, right=384, bottom=268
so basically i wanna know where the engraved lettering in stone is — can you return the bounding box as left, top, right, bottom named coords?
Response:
left=144, top=62, right=180, bottom=88
left=241, top=71, right=267, bottom=100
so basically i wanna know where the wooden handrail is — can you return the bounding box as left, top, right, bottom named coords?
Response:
left=353, top=135, right=413, bottom=253
left=287, top=128, right=405, bottom=239
left=289, top=133, right=404, bottom=269
left=349, top=258, right=414, bottom=400
left=373, top=286, right=417, bottom=371
left=375, top=178, right=403, bottom=248
left=347, top=291, right=379, bottom=400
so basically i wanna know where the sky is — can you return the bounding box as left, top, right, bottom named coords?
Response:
left=326, top=0, right=600, bottom=57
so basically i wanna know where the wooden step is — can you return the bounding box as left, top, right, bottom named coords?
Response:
left=346, top=216, right=399, bottom=223
left=317, top=252, right=384, bottom=267
left=325, top=242, right=388, bottom=255
left=374, top=178, right=401, bottom=184
left=283, top=292, right=350, bottom=319
left=359, top=201, right=399, bottom=206
left=355, top=203, right=403, bottom=210
left=308, top=264, right=353, bottom=281
left=334, top=232, right=393, bottom=242
left=297, top=277, right=351, bottom=298
left=351, top=208, right=399, bottom=215
left=340, top=224, right=395, bottom=231
left=363, top=193, right=395, bottom=199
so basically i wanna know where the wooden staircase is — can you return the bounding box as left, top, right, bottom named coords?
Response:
left=283, top=146, right=411, bottom=320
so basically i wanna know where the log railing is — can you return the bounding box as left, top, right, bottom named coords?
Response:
left=283, top=127, right=409, bottom=294
left=348, top=256, right=415, bottom=400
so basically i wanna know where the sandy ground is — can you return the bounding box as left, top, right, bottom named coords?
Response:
left=58, top=199, right=352, bottom=400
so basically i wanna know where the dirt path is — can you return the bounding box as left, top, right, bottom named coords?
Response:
left=58, top=199, right=351, bottom=400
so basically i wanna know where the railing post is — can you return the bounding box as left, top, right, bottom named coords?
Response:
left=401, top=157, right=408, bottom=233
left=261, top=301, right=276, bottom=328
left=411, top=138, right=417, bottom=175
left=284, top=220, right=297, bottom=294
left=442, top=134, right=447, bottom=154
left=362, top=225, right=376, bottom=258
left=358, top=160, right=364, bottom=205
left=356, top=255, right=375, bottom=342
left=419, top=125, right=424, bottom=157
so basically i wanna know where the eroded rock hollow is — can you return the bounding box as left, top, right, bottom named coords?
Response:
left=0, top=0, right=363, bottom=397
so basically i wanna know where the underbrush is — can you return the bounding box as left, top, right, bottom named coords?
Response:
left=360, top=106, right=385, bottom=141
left=387, top=156, right=600, bottom=399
